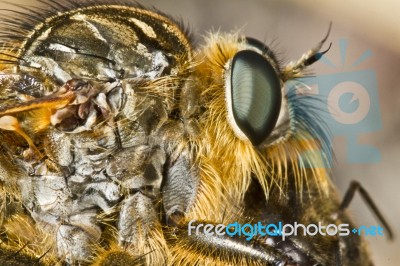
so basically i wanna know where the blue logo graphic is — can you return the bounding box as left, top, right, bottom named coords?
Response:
left=187, top=220, right=385, bottom=241
left=289, top=39, right=382, bottom=165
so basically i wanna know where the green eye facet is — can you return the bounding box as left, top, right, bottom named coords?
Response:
left=229, top=50, right=281, bottom=146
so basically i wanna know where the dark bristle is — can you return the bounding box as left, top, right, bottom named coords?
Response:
left=36, top=248, right=51, bottom=262
left=5, top=242, right=30, bottom=259
left=37, top=0, right=68, bottom=12
left=0, top=29, right=28, bottom=36
left=0, top=52, right=21, bottom=59
left=0, top=22, right=31, bottom=32
left=2, top=1, right=47, bottom=20
left=0, top=59, right=18, bottom=64
left=0, top=9, right=40, bottom=23
left=133, top=249, right=155, bottom=262
left=0, top=35, right=26, bottom=41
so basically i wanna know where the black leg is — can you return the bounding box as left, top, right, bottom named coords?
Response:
left=339, top=181, right=393, bottom=240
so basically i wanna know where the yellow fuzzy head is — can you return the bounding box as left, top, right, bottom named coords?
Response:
left=187, top=32, right=332, bottom=220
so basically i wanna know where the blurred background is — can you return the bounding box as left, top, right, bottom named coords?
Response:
left=3, top=0, right=400, bottom=265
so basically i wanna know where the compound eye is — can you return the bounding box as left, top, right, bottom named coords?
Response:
left=228, top=50, right=281, bottom=146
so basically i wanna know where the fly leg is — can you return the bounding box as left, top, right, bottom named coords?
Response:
left=339, top=181, right=393, bottom=240
left=162, top=148, right=199, bottom=226
left=106, top=146, right=169, bottom=265
left=333, top=180, right=393, bottom=266
left=165, top=220, right=299, bottom=266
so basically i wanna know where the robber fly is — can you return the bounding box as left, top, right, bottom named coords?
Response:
left=0, top=0, right=392, bottom=265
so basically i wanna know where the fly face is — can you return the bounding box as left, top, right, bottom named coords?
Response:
left=0, top=1, right=391, bottom=266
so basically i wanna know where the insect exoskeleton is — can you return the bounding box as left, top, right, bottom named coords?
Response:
left=0, top=2, right=193, bottom=265
left=0, top=1, right=390, bottom=266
